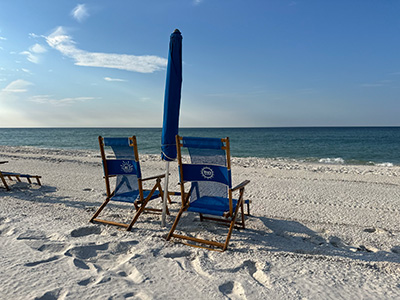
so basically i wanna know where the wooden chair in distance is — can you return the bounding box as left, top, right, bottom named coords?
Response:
left=0, top=161, right=42, bottom=191
left=90, top=136, right=171, bottom=231
left=166, top=135, right=250, bottom=251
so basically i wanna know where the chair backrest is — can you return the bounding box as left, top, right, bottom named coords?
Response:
left=99, top=136, right=143, bottom=199
left=176, top=135, right=233, bottom=207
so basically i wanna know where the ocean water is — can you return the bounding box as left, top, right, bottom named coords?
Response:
left=0, top=127, right=399, bottom=166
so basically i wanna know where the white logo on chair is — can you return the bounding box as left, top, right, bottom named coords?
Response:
left=120, top=161, right=134, bottom=173
left=201, top=167, right=214, bottom=179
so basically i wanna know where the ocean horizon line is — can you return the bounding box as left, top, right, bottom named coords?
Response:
left=1, top=125, right=400, bottom=129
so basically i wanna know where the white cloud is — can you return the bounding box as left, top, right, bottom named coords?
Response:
left=21, top=68, right=32, bottom=74
left=20, top=43, right=47, bottom=64
left=29, top=33, right=40, bottom=39
left=30, top=94, right=95, bottom=106
left=31, top=43, right=47, bottom=53
left=193, top=0, right=203, bottom=5
left=46, top=27, right=167, bottom=73
left=71, top=4, right=89, bottom=22
left=1, top=79, right=33, bottom=93
left=0, top=36, right=6, bottom=41
left=20, top=51, right=39, bottom=63
left=104, top=77, right=127, bottom=82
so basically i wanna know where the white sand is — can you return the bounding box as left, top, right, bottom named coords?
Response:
left=1, top=145, right=400, bottom=299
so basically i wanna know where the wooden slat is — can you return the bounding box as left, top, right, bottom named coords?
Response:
left=171, top=233, right=225, bottom=248
left=92, top=218, right=129, bottom=228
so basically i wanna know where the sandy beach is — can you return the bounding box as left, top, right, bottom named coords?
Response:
left=1, top=145, right=400, bottom=299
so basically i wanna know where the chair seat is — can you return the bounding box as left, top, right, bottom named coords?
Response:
left=188, top=196, right=249, bottom=216
left=2, top=172, right=40, bottom=178
left=111, top=190, right=160, bottom=203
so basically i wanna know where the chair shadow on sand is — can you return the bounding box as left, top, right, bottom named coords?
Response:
left=231, top=216, right=400, bottom=265
left=0, top=182, right=90, bottom=210
left=3, top=183, right=400, bottom=265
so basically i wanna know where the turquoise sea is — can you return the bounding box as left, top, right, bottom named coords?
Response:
left=0, top=127, right=399, bottom=166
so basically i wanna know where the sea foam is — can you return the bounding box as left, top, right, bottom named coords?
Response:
left=319, top=157, right=345, bottom=164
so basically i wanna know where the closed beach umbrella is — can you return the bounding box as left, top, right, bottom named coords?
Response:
left=161, top=29, right=183, bottom=226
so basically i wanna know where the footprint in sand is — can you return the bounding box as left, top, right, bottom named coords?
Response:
left=24, top=255, right=61, bottom=267
left=219, top=281, right=247, bottom=300
left=391, top=246, right=400, bottom=254
left=164, top=250, right=191, bottom=259
left=243, top=260, right=271, bottom=289
left=77, top=277, right=94, bottom=287
left=70, top=226, right=102, bottom=237
left=16, top=230, right=47, bottom=240
left=34, top=288, right=66, bottom=300
left=72, top=258, right=90, bottom=270
left=127, top=266, right=147, bottom=284
left=328, top=236, right=347, bottom=248
left=64, top=243, right=109, bottom=260
left=37, top=243, right=68, bottom=253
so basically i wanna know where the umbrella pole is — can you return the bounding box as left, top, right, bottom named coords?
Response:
left=161, top=161, right=170, bottom=227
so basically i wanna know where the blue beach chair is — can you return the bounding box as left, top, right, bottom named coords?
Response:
left=0, top=161, right=42, bottom=191
left=166, top=136, right=250, bottom=251
left=90, top=136, right=170, bottom=231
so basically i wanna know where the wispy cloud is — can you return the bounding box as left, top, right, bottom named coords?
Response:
left=104, top=77, right=127, bottom=82
left=1, top=79, right=33, bottom=93
left=30, top=95, right=96, bottom=106
left=20, top=51, right=39, bottom=63
left=71, top=4, right=89, bottom=22
left=29, top=33, right=40, bottom=39
left=193, top=0, right=203, bottom=5
left=0, top=36, right=6, bottom=41
left=20, top=43, right=47, bottom=63
left=21, top=68, right=32, bottom=74
left=45, top=27, right=167, bottom=73
left=31, top=43, right=47, bottom=53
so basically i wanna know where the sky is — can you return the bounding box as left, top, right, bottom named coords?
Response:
left=0, top=0, right=399, bottom=127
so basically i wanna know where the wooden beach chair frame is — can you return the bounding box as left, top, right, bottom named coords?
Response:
left=0, top=161, right=42, bottom=191
left=166, top=135, right=250, bottom=252
left=90, top=136, right=171, bottom=231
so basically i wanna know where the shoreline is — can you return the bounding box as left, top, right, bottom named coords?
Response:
left=1, top=145, right=399, bottom=168
left=1, top=145, right=400, bottom=298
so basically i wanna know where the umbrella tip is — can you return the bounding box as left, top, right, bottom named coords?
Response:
left=173, top=29, right=181, bottom=34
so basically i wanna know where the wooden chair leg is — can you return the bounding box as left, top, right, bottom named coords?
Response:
left=223, top=198, right=243, bottom=251
left=166, top=206, right=186, bottom=241
left=0, top=175, right=10, bottom=191
left=240, top=201, right=245, bottom=229
left=89, top=198, right=111, bottom=222
left=127, top=197, right=151, bottom=231
left=127, top=182, right=159, bottom=231
left=27, top=177, right=32, bottom=184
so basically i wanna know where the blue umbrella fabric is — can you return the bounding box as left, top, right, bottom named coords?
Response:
left=161, top=29, right=183, bottom=226
left=161, top=29, right=183, bottom=161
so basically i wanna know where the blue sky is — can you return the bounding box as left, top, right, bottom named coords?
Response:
left=0, top=1, right=399, bottom=127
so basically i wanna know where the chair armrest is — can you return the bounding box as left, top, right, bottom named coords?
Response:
left=141, top=174, right=166, bottom=181
left=231, top=180, right=250, bottom=192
